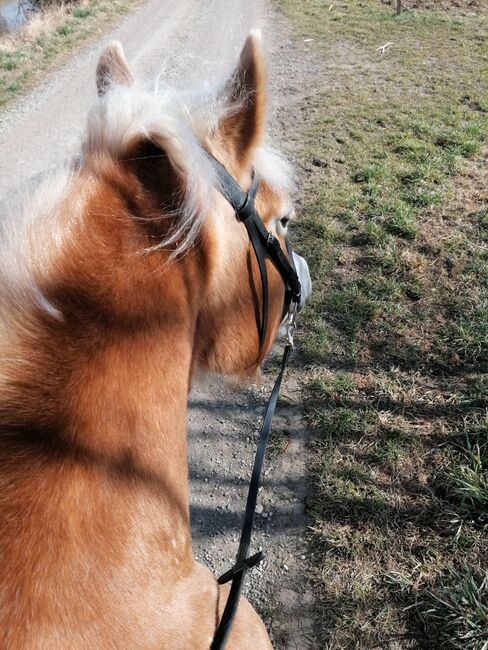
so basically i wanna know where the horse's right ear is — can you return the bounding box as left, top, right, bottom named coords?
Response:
left=218, top=31, right=267, bottom=167
left=96, top=42, right=134, bottom=96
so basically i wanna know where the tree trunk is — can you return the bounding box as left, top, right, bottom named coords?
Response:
left=396, top=0, right=402, bottom=15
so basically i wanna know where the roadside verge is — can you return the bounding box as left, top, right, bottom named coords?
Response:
left=0, top=0, right=143, bottom=107
left=277, top=1, right=488, bottom=647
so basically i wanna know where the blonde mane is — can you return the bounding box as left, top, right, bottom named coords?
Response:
left=84, top=80, right=294, bottom=252
left=0, top=73, right=293, bottom=329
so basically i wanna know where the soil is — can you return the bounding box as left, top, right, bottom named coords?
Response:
left=0, top=1, right=318, bottom=647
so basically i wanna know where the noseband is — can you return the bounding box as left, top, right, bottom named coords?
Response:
left=205, top=153, right=302, bottom=649
left=207, top=153, right=302, bottom=354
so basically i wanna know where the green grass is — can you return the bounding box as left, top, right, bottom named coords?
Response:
left=441, top=415, right=488, bottom=526
left=416, top=566, right=488, bottom=649
left=0, top=51, right=22, bottom=71
left=279, top=1, right=488, bottom=647
left=73, top=8, right=92, bottom=19
left=56, top=24, right=74, bottom=37
left=0, top=0, right=143, bottom=106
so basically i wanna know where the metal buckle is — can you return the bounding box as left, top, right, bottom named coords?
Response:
left=286, top=301, right=299, bottom=349
left=266, top=232, right=280, bottom=252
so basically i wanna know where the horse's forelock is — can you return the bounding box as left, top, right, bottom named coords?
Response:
left=83, top=84, right=220, bottom=258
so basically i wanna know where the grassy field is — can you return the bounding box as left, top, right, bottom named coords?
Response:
left=278, top=1, right=488, bottom=647
left=0, top=0, right=143, bottom=107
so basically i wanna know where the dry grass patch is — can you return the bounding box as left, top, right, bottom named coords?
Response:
left=0, top=4, right=69, bottom=51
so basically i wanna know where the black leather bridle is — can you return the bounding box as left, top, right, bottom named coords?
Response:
left=206, top=153, right=302, bottom=649
left=208, top=153, right=301, bottom=354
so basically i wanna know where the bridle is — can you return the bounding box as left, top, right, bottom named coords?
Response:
left=206, top=153, right=302, bottom=649
left=208, top=153, right=301, bottom=648
left=208, top=153, right=301, bottom=355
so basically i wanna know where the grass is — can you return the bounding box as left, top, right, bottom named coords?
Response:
left=267, top=427, right=291, bottom=459
left=278, top=1, right=488, bottom=647
left=416, top=565, right=488, bottom=649
left=0, top=0, right=144, bottom=107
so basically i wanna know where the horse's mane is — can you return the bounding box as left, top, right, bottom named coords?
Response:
left=84, top=83, right=221, bottom=255
left=0, top=78, right=293, bottom=334
left=84, top=81, right=294, bottom=252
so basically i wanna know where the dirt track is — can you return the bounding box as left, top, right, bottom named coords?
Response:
left=0, top=0, right=262, bottom=196
left=0, top=2, right=316, bottom=647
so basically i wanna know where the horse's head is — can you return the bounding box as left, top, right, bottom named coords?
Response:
left=72, top=34, right=310, bottom=381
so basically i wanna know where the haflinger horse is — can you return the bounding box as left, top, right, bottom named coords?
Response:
left=0, top=32, right=310, bottom=649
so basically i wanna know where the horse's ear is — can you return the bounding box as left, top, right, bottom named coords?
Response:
left=122, top=135, right=184, bottom=210
left=219, top=31, right=267, bottom=165
left=96, top=41, right=134, bottom=96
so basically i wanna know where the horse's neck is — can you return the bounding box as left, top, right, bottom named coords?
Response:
left=68, top=328, right=193, bottom=487
left=0, top=165, right=206, bottom=579
left=0, top=319, right=195, bottom=566
left=0, top=324, right=197, bottom=636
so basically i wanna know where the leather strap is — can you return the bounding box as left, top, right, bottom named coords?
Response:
left=207, top=152, right=301, bottom=352
left=242, top=214, right=269, bottom=350
left=210, top=344, right=293, bottom=650
left=204, top=151, right=301, bottom=649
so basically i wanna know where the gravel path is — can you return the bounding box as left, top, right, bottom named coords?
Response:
left=0, top=2, right=317, bottom=647
left=189, top=371, right=315, bottom=649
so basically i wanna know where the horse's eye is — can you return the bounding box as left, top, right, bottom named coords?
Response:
left=280, top=216, right=290, bottom=228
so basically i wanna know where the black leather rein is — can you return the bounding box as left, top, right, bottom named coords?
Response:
left=205, top=153, right=301, bottom=649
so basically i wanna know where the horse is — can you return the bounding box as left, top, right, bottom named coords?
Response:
left=0, top=32, right=311, bottom=649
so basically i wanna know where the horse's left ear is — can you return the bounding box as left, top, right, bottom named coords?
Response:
left=96, top=41, right=134, bottom=96
left=219, top=31, right=267, bottom=166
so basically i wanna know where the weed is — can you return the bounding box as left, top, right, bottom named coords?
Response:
left=0, top=52, right=21, bottom=71
left=440, top=416, right=488, bottom=526
left=352, top=163, right=387, bottom=184
left=56, top=24, right=73, bottom=37
left=383, top=201, right=417, bottom=239
left=448, top=459, right=488, bottom=525
left=311, top=406, right=364, bottom=441
left=73, top=8, right=91, bottom=18
left=327, top=284, right=378, bottom=336
left=309, top=372, right=356, bottom=403
left=402, top=187, right=442, bottom=208
left=267, top=428, right=290, bottom=459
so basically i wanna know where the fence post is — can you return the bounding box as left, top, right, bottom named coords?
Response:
left=396, top=0, right=402, bottom=15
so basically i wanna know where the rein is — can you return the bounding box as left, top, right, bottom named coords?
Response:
left=206, top=153, right=301, bottom=649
